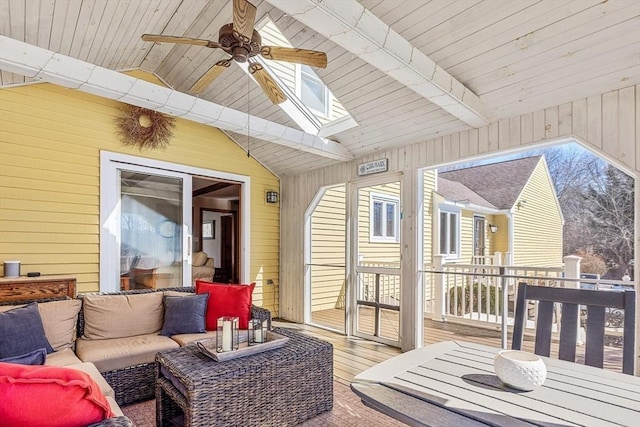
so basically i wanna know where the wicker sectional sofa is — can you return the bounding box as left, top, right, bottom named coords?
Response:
left=0, top=286, right=271, bottom=426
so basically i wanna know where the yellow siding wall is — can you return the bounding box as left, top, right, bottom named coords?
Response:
left=512, top=160, right=563, bottom=267
left=357, top=182, right=401, bottom=265
left=310, top=184, right=346, bottom=311
left=459, top=210, right=475, bottom=262
left=422, top=170, right=436, bottom=267
left=491, top=215, right=510, bottom=256
left=0, top=76, right=280, bottom=312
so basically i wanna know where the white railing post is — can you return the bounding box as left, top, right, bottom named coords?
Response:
left=494, top=252, right=502, bottom=266
left=563, top=255, right=583, bottom=345
left=563, top=255, right=581, bottom=289
left=433, top=254, right=447, bottom=322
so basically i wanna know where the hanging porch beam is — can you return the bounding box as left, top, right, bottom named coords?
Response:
left=266, top=0, right=489, bottom=127
left=0, top=36, right=354, bottom=162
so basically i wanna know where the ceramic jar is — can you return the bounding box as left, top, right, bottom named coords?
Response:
left=494, top=350, right=547, bottom=391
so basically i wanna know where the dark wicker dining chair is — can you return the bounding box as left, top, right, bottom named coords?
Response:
left=512, top=282, right=636, bottom=375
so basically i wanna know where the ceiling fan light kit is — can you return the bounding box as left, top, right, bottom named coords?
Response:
left=141, top=0, right=327, bottom=105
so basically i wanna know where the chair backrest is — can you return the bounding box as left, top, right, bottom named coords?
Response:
left=512, top=282, right=636, bottom=375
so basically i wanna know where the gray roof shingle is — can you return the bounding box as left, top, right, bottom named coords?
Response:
left=438, top=156, right=541, bottom=209
left=437, top=178, right=497, bottom=209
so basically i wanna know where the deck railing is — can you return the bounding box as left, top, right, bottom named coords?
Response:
left=357, top=261, right=400, bottom=305
left=421, top=254, right=634, bottom=348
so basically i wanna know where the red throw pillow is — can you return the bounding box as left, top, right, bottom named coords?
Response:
left=0, top=362, right=114, bottom=427
left=196, top=281, right=256, bottom=329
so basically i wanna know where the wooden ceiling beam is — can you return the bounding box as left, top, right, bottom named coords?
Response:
left=266, top=0, right=490, bottom=128
left=193, top=182, right=233, bottom=197
left=0, top=36, right=355, bottom=162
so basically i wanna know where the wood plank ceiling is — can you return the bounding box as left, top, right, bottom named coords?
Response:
left=1, top=0, right=638, bottom=177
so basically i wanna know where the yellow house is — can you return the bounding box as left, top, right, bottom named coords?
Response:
left=308, top=156, right=563, bottom=321
left=433, top=156, right=564, bottom=268
left=0, top=74, right=281, bottom=313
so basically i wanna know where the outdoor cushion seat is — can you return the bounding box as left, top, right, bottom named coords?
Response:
left=44, top=347, right=83, bottom=366
left=66, top=362, right=116, bottom=399
left=105, top=396, right=125, bottom=418
left=75, top=334, right=179, bottom=373
left=169, top=330, right=217, bottom=347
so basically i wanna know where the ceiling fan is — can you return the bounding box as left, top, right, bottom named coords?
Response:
left=141, top=0, right=327, bottom=105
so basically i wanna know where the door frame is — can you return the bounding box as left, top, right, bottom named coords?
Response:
left=473, top=215, right=486, bottom=259
left=303, top=184, right=347, bottom=333
left=199, top=207, right=239, bottom=283
left=348, top=172, right=403, bottom=347
left=100, top=151, right=251, bottom=291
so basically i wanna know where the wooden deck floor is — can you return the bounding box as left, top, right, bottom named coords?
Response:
left=285, top=307, right=626, bottom=385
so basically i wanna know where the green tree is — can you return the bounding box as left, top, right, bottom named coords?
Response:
left=584, top=166, right=634, bottom=278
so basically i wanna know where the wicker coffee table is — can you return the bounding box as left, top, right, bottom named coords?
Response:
left=155, top=328, right=333, bottom=426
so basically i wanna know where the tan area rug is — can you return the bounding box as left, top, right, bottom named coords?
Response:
left=122, top=380, right=403, bottom=426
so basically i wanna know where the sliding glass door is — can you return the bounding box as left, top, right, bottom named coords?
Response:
left=102, top=162, right=192, bottom=291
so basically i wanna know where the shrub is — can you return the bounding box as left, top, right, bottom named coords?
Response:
left=448, top=282, right=503, bottom=316
left=575, top=250, right=607, bottom=277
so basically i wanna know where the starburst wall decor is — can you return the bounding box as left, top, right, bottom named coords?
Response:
left=115, top=105, right=176, bottom=150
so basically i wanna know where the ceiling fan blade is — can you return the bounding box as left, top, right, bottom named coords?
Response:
left=249, top=62, right=287, bottom=105
left=189, top=60, right=232, bottom=94
left=232, top=0, right=257, bottom=42
left=141, top=34, right=221, bottom=49
left=261, top=46, right=327, bottom=68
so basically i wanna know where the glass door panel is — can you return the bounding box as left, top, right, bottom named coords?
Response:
left=119, top=171, right=186, bottom=289
left=353, top=180, right=401, bottom=346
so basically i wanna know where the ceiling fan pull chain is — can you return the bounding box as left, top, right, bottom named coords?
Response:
left=247, top=72, right=251, bottom=158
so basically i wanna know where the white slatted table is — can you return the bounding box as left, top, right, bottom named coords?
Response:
left=350, top=341, right=639, bottom=426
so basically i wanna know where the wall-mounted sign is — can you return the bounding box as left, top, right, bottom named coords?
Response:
left=358, top=159, right=388, bottom=176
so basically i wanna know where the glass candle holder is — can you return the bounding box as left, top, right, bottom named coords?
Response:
left=216, top=316, right=239, bottom=352
left=249, top=318, right=269, bottom=345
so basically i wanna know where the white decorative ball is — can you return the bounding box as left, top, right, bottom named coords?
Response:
left=494, top=350, right=547, bottom=391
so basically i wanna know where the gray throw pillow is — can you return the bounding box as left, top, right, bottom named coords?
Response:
left=0, top=347, right=47, bottom=365
left=161, top=293, right=208, bottom=336
left=0, top=302, right=54, bottom=358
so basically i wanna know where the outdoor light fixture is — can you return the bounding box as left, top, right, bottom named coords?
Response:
left=489, top=224, right=498, bottom=234
left=266, top=191, right=278, bottom=204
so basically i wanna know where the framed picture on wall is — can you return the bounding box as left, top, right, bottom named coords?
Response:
left=202, top=220, right=215, bottom=239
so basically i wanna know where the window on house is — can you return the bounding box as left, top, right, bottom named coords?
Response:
left=300, top=65, right=329, bottom=117
left=439, top=209, right=460, bottom=257
left=371, top=194, right=399, bottom=242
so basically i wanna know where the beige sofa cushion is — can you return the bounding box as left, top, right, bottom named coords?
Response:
left=82, top=292, right=164, bottom=340
left=45, top=348, right=83, bottom=366
left=75, top=334, right=179, bottom=372
left=192, top=251, right=208, bottom=266
left=106, top=396, right=124, bottom=417
left=38, top=299, right=82, bottom=351
left=171, top=330, right=216, bottom=347
left=163, top=290, right=193, bottom=298
left=0, top=299, right=82, bottom=352
left=66, top=362, right=116, bottom=399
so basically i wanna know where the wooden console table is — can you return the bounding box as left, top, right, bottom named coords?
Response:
left=0, top=275, right=76, bottom=303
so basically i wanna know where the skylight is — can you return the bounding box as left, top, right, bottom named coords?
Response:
left=255, top=16, right=357, bottom=137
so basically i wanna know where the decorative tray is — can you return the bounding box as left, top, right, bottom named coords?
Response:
left=196, top=331, right=289, bottom=362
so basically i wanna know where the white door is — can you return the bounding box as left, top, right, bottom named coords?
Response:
left=350, top=176, right=402, bottom=347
